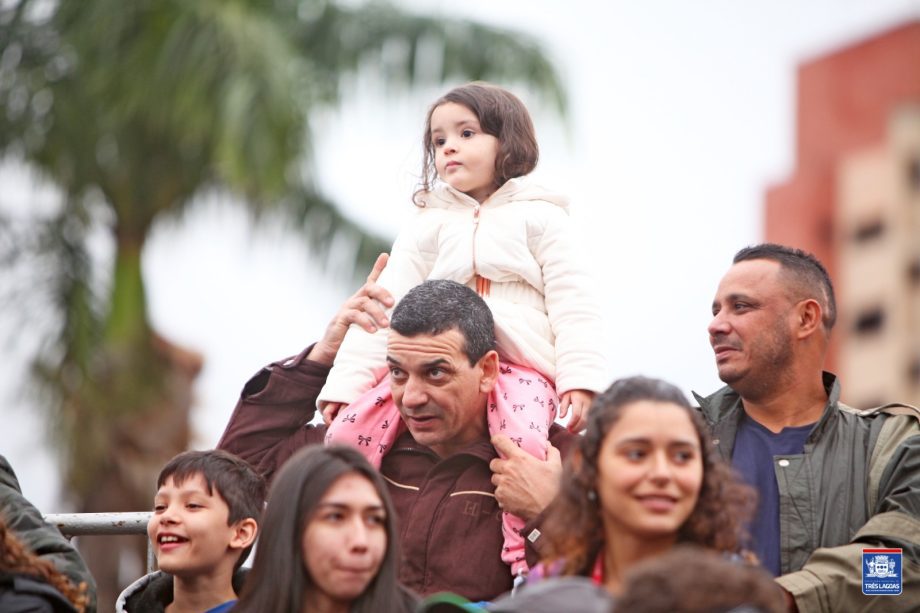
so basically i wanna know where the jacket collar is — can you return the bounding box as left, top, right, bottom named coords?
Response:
left=116, top=570, right=171, bottom=612
left=421, top=178, right=526, bottom=209
left=394, top=429, right=498, bottom=464
left=1, top=573, right=78, bottom=613
left=416, top=177, right=569, bottom=212
left=116, top=568, right=249, bottom=613
left=694, top=372, right=841, bottom=445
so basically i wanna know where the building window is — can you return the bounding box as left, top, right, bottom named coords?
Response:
left=852, top=218, right=885, bottom=243
left=818, top=215, right=834, bottom=247
left=853, top=307, right=885, bottom=335
left=908, top=156, right=920, bottom=192
left=909, top=258, right=920, bottom=286
left=858, top=397, right=884, bottom=410
left=909, top=355, right=920, bottom=386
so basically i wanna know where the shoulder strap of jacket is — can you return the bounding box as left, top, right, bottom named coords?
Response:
left=839, top=402, right=920, bottom=511
left=838, top=401, right=920, bottom=418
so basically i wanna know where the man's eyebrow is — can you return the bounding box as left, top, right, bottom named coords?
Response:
left=385, top=356, right=452, bottom=369
left=727, top=292, right=757, bottom=303
left=613, top=436, right=650, bottom=445
left=714, top=292, right=755, bottom=305
left=614, top=436, right=697, bottom=447
left=316, top=501, right=385, bottom=512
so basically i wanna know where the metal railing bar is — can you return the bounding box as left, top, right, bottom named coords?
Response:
left=43, top=512, right=151, bottom=536
left=43, top=512, right=156, bottom=573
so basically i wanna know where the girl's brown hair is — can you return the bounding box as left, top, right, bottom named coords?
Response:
left=415, top=82, right=538, bottom=203
left=539, top=376, right=755, bottom=576
left=0, top=515, right=89, bottom=612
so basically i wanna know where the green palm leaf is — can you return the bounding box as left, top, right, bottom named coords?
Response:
left=0, top=1, right=566, bottom=606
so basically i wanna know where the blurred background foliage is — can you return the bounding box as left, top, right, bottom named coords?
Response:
left=0, top=0, right=565, bottom=606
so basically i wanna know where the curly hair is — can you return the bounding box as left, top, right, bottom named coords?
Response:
left=0, top=515, right=89, bottom=612
left=539, top=376, right=755, bottom=576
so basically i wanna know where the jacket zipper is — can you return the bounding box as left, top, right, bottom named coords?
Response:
left=472, top=203, right=491, bottom=295
left=472, top=203, right=481, bottom=276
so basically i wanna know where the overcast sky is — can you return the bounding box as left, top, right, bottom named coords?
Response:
left=2, top=0, right=918, bottom=510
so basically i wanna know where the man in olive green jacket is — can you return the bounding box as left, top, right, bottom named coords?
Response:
left=698, top=243, right=919, bottom=612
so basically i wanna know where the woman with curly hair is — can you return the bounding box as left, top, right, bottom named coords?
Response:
left=0, top=515, right=89, bottom=613
left=533, top=375, right=756, bottom=597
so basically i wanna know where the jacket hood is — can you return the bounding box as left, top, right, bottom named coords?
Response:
left=116, top=569, right=249, bottom=613
left=415, top=577, right=613, bottom=613
left=115, top=571, right=167, bottom=613
left=489, top=576, right=614, bottom=613
left=393, top=429, right=499, bottom=465
left=416, top=178, right=569, bottom=212
left=0, top=573, right=79, bottom=613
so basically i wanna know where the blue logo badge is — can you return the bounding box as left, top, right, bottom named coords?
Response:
left=862, top=548, right=902, bottom=596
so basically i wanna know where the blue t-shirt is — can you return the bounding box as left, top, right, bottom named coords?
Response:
left=731, top=411, right=814, bottom=576
left=205, top=600, right=237, bottom=613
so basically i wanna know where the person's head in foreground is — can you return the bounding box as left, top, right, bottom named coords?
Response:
left=539, top=376, right=754, bottom=594
left=616, top=545, right=785, bottom=613
left=234, top=445, right=415, bottom=613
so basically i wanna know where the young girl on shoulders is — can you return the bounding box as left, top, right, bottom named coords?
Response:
left=320, top=81, right=608, bottom=576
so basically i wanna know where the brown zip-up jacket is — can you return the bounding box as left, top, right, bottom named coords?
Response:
left=217, top=345, right=576, bottom=602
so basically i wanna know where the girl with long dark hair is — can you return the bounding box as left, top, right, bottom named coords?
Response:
left=233, top=446, right=415, bottom=613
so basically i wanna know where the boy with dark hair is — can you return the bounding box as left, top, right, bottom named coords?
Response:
left=116, top=450, right=266, bottom=613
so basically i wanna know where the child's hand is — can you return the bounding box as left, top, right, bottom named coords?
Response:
left=322, top=402, right=347, bottom=426
left=559, top=389, right=595, bottom=433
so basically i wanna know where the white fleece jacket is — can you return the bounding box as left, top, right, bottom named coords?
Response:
left=318, top=178, right=609, bottom=406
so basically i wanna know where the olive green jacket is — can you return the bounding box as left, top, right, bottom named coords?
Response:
left=0, top=454, right=97, bottom=612
left=694, top=374, right=920, bottom=612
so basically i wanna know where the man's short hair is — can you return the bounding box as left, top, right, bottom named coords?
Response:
left=390, top=280, right=497, bottom=365
left=733, top=243, right=837, bottom=333
left=157, top=449, right=266, bottom=567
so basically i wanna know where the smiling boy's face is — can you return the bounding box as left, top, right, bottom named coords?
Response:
left=147, top=473, right=243, bottom=577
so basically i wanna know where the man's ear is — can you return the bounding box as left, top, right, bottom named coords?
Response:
left=478, top=350, right=500, bottom=394
left=229, top=517, right=258, bottom=551
left=796, top=298, right=823, bottom=339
